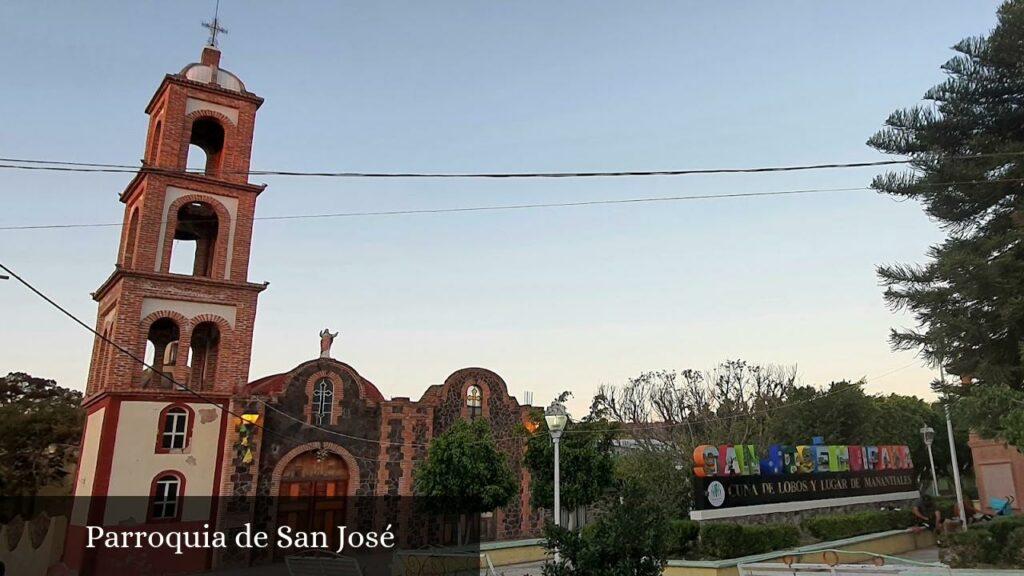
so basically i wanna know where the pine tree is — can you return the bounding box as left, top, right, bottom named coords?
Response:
left=867, top=1, right=1024, bottom=446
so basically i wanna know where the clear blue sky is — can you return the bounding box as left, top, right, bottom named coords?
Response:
left=0, top=1, right=1005, bottom=416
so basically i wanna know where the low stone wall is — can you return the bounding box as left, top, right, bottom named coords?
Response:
left=470, top=528, right=935, bottom=575
left=664, top=529, right=935, bottom=576
left=480, top=537, right=547, bottom=565
left=0, top=514, right=67, bottom=576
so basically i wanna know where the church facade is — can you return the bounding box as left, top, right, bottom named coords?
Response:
left=64, top=45, right=542, bottom=576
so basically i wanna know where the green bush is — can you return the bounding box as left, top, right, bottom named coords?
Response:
left=666, top=520, right=700, bottom=556
left=803, top=511, right=887, bottom=540
left=934, top=496, right=957, bottom=519
left=885, top=509, right=916, bottom=530
left=802, top=509, right=916, bottom=541
left=699, top=523, right=800, bottom=559
left=942, top=516, right=1024, bottom=568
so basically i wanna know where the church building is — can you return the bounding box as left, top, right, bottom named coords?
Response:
left=63, top=42, right=543, bottom=575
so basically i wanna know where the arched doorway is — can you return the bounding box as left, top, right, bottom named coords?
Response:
left=276, top=450, right=350, bottom=556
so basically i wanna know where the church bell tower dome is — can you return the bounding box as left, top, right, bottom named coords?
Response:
left=179, top=46, right=248, bottom=93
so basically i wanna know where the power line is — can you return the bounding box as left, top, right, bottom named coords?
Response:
left=0, top=151, right=1021, bottom=179
left=4, top=175, right=1023, bottom=232
left=0, top=185, right=870, bottom=231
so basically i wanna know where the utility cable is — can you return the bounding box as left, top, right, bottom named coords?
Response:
left=1, top=150, right=1022, bottom=178
left=3, top=175, right=1024, bottom=232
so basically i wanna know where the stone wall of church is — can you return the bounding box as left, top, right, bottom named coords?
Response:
left=217, top=360, right=543, bottom=565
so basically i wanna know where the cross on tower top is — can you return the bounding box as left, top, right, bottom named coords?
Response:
left=202, top=0, right=228, bottom=48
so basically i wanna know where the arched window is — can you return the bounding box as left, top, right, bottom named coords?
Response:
left=186, top=117, right=225, bottom=175
left=143, top=318, right=180, bottom=388
left=150, top=473, right=184, bottom=521
left=188, top=322, right=221, bottom=390
left=158, top=407, right=191, bottom=451
left=466, top=385, right=482, bottom=419
left=169, top=202, right=219, bottom=277
left=123, top=208, right=140, bottom=268
left=312, top=378, right=333, bottom=425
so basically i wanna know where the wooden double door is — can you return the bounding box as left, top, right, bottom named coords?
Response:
left=275, top=451, right=349, bottom=557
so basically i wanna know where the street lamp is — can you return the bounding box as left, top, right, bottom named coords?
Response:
left=920, top=425, right=939, bottom=497
left=545, top=400, right=568, bottom=562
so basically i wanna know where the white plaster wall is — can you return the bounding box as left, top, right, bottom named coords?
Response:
left=141, top=297, right=237, bottom=328
left=155, top=187, right=239, bottom=278
left=104, top=401, right=224, bottom=524
left=70, top=407, right=105, bottom=526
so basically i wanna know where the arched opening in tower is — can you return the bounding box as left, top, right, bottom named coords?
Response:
left=188, top=322, right=221, bottom=391
left=186, top=117, right=225, bottom=175
left=170, top=202, right=219, bottom=277
left=123, top=208, right=140, bottom=268
left=143, top=318, right=181, bottom=388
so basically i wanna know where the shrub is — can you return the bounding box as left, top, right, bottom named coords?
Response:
left=666, top=520, right=700, bottom=556
left=542, top=483, right=669, bottom=576
left=699, top=523, right=800, bottom=559
left=802, top=509, right=915, bottom=541
left=942, top=516, right=1024, bottom=568
left=885, top=509, right=916, bottom=530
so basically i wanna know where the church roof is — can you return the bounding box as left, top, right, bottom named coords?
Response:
left=244, top=362, right=386, bottom=402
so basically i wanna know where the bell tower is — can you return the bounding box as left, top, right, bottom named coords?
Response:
left=90, top=44, right=265, bottom=398
left=66, top=44, right=267, bottom=575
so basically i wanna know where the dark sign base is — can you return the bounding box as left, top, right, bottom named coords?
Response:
left=692, top=469, right=917, bottom=515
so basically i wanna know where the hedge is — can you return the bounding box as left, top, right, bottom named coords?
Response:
left=699, top=523, right=800, bottom=559
left=942, top=516, right=1024, bottom=568
left=667, top=519, right=700, bottom=556
left=802, top=509, right=916, bottom=541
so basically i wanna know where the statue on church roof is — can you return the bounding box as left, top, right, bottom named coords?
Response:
left=319, top=329, right=339, bottom=358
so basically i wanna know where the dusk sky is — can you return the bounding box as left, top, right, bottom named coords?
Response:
left=0, top=1, right=1004, bottom=416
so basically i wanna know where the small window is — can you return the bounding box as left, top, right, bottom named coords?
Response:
left=312, top=378, right=333, bottom=425
left=467, top=385, right=482, bottom=419
left=151, top=474, right=182, bottom=519
left=161, top=408, right=189, bottom=450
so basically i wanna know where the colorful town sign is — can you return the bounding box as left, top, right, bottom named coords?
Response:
left=690, top=439, right=918, bottom=516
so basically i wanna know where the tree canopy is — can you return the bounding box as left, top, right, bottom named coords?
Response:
left=867, top=0, right=1024, bottom=446
left=413, top=417, right=517, bottom=544
left=524, top=392, right=618, bottom=517
left=0, top=372, right=84, bottom=497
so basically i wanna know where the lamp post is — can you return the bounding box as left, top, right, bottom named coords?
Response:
left=544, top=400, right=568, bottom=562
left=920, top=425, right=939, bottom=497
left=937, top=364, right=967, bottom=530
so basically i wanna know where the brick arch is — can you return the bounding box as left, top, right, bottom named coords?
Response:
left=270, top=442, right=361, bottom=498
left=303, top=370, right=345, bottom=424
left=188, top=313, right=233, bottom=333
left=139, top=310, right=190, bottom=387
left=187, top=314, right=233, bottom=392
left=162, top=193, right=233, bottom=280
left=181, top=110, right=238, bottom=177
left=140, top=309, right=190, bottom=331
left=184, top=108, right=237, bottom=128
left=121, top=205, right=141, bottom=268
